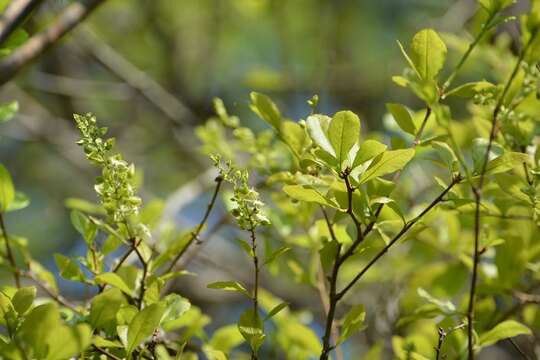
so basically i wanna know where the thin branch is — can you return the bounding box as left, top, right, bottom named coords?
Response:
left=466, top=29, right=538, bottom=360
left=0, top=212, right=21, bottom=287
left=0, top=0, right=44, bottom=46
left=93, top=345, right=123, bottom=360
left=336, top=174, right=461, bottom=300
left=248, top=224, right=260, bottom=360
left=507, top=337, right=531, bottom=360
left=164, top=175, right=223, bottom=274
left=0, top=0, right=107, bottom=86
left=414, top=107, right=431, bottom=145
left=435, top=323, right=467, bottom=360
left=442, top=11, right=497, bottom=92
left=320, top=240, right=342, bottom=360
left=20, top=270, right=80, bottom=313
left=75, top=27, right=197, bottom=126
left=133, top=243, right=148, bottom=309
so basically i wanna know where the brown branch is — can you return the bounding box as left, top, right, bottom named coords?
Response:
left=466, top=29, right=538, bottom=360
left=0, top=212, right=20, bottom=287
left=248, top=223, right=260, bottom=360
left=0, top=0, right=107, bottom=86
left=133, top=243, right=148, bottom=309
left=75, top=27, right=197, bottom=126
left=93, top=345, right=122, bottom=360
left=163, top=175, right=223, bottom=274
left=0, top=0, right=43, bottom=45
left=20, top=270, right=80, bottom=312
left=336, top=174, right=461, bottom=300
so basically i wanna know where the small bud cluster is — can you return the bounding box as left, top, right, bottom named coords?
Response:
left=212, top=155, right=270, bottom=230
left=74, top=113, right=141, bottom=224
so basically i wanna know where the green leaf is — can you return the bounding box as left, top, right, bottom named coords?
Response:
left=478, top=0, right=515, bottom=14
left=386, top=103, right=416, bottom=135
left=444, top=81, right=495, bottom=98
left=126, top=302, right=166, bottom=354
left=94, top=273, right=133, bottom=296
left=90, top=288, right=127, bottom=333
left=337, top=304, right=366, bottom=345
left=209, top=325, right=244, bottom=353
left=264, top=302, right=288, bottom=321
left=12, top=286, right=35, bottom=315
left=263, top=246, right=290, bottom=265
left=283, top=185, right=338, bottom=208
left=0, top=164, right=15, bottom=212
left=306, top=114, right=336, bottom=157
left=6, top=191, right=30, bottom=212
left=70, top=210, right=98, bottom=245
left=353, top=139, right=387, bottom=168
left=250, top=92, right=281, bottom=130
left=417, top=288, right=456, bottom=314
left=397, top=40, right=421, bottom=79
left=328, top=111, right=361, bottom=168
left=207, top=281, right=250, bottom=297
left=359, top=149, right=415, bottom=184
left=19, top=303, right=91, bottom=360
left=238, top=308, right=265, bottom=353
left=478, top=320, right=531, bottom=347
left=55, top=254, right=85, bottom=282
left=0, top=101, right=18, bottom=123
left=484, top=152, right=529, bottom=175
left=410, top=29, right=447, bottom=80
left=161, top=293, right=191, bottom=326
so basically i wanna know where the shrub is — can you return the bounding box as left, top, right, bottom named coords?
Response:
left=0, top=0, right=539, bottom=359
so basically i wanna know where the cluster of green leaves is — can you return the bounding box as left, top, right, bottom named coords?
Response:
left=0, top=0, right=539, bottom=359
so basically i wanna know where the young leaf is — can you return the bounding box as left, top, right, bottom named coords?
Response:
left=353, top=139, right=387, bottom=168
left=328, top=111, right=361, bottom=168
left=0, top=164, right=15, bottom=212
left=70, top=210, right=98, bottom=245
left=478, top=320, right=531, bottom=347
left=264, top=302, right=288, bottom=321
left=0, top=101, right=18, bottom=123
left=386, top=103, right=416, bottom=135
left=6, top=191, right=30, bottom=212
left=397, top=40, right=421, bottom=79
left=55, top=254, right=86, bottom=282
left=238, top=308, right=265, bottom=353
left=283, top=185, right=339, bottom=208
left=410, top=29, right=447, bottom=80
left=306, top=115, right=336, bottom=157
left=250, top=92, right=281, bottom=130
left=12, top=286, right=36, bottom=315
left=94, top=273, right=133, bottom=296
left=126, top=302, right=166, bottom=354
left=359, top=149, right=415, bottom=184
left=337, top=304, right=366, bottom=345
left=207, top=281, right=250, bottom=297
left=90, top=288, right=127, bottom=333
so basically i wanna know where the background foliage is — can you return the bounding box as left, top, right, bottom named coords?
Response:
left=0, top=0, right=539, bottom=359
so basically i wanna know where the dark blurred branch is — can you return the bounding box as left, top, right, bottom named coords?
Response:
left=0, top=0, right=107, bottom=86
left=0, top=0, right=43, bottom=45
left=75, top=27, right=197, bottom=126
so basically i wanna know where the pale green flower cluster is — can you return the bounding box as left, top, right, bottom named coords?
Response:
left=74, top=113, right=141, bottom=223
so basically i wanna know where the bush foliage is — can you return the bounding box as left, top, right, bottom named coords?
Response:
left=0, top=0, right=540, bottom=359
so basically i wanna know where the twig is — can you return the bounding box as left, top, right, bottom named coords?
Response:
left=507, top=337, right=531, bottom=360
left=0, top=212, right=21, bottom=287
left=248, top=222, right=260, bottom=360
left=0, top=0, right=107, bottom=86
left=164, top=175, right=223, bottom=274
left=336, top=174, right=461, bottom=300
left=414, top=107, right=431, bottom=145
left=0, top=0, right=44, bottom=45
left=20, top=270, right=80, bottom=313
left=466, top=29, right=538, bottom=360
left=93, top=345, right=122, bottom=360
left=75, top=27, right=197, bottom=126
left=435, top=323, right=467, bottom=360
left=133, top=242, right=148, bottom=309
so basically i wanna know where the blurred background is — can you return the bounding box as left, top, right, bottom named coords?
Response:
left=0, top=0, right=533, bottom=358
